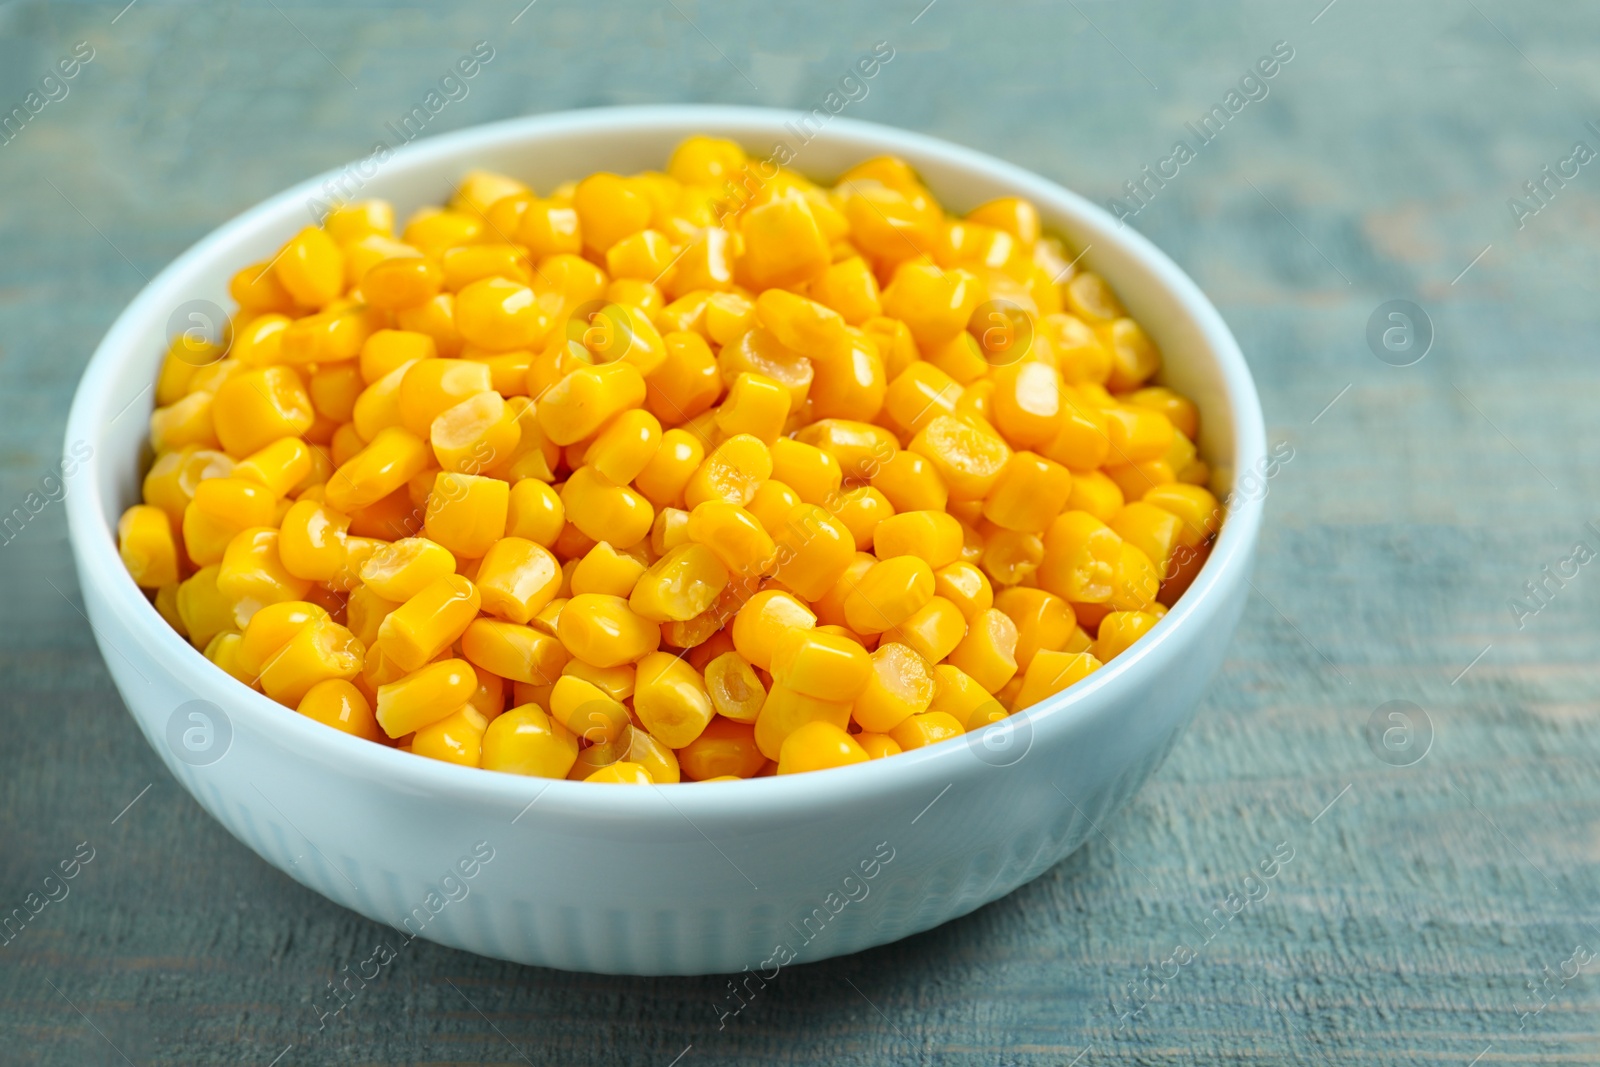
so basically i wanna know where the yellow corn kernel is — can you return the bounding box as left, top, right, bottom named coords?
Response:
left=810, top=336, right=888, bottom=423
left=1093, top=610, right=1161, bottom=662
left=202, top=631, right=254, bottom=685
left=549, top=674, right=630, bottom=744
left=1065, top=469, right=1124, bottom=523
left=644, top=331, right=721, bottom=427
left=1098, top=318, right=1161, bottom=391
left=921, top=332, right=986, bottom=386
left=1110, top=501, right=1185, bottom=577
left=326, top=200, right=394, bottom=244
left=934, top=561, right=993, bottom=621
left=629, top=542, right=729, bottom=622
left=176, top=565, right=237, bottom=648
left=856, top=732, right=902, bottom=759
left=770, top=628, right=872, bottom=703
left=888, top=710, right=965, bottom=751
left=393, top=293, right=463, bottom=358
left=946, top=608, right=1020, bottom=692
left=989, top=361, right=1063, bottom=449
left=431, top=390, right=520, bottom=474
left=216, top=527, right=312, bottom=618
left=1103, top=405, right=1175, bottom=465
left=869, top=451, right=948, bottom=516
left=398, top=359, right=493, bottom=437
left=752, top=289, right=850, bottom=362
left=511, top=196, right=581, bottom=256
left=771, top=504, right=854, bottom=601
left=731, top=589, right=816, bottom=670
left=697, top=291, right=752, bottom=349
left=212, top=366, right=314, bottom=457
left=480, top=704, right=578, bottom=778
left=683, top=433, right=773, bottom=508
left=585, top=761, right=653, bottom=785
left=1038, top=511, right=1121, bottom=604
left=632, top=651, right=714, bottom=748
left=872, top=510, right=963, bottom=569
left=828, top=486, right=893, bottom=552
left=994, top=587, right=1076, bottom=673
left=983, top=451, right=1074, bottom=534
left=1063, top=270, right=1123, bottom=324
left=1104, top=460, right=1175, bottom=501
left=295, top=678, right=383, bottom=741
left=309, top=364, right=365, bottom=427
left=1108, top=541, right=1161, bottom=612
left=667, top=134, right=746, bottom=186
left=677, top=717, right=765, bottom=780
left=571, top=541, right=648, bottom=598
left=601, top=228, right=671, bottom=282
left=460, top=617, right=569, bottom=685
left=560, top=466, right=654, bottom=549
left=536, top=362, right=648, bottom=446
left=811, top=256, right=882, bottom=325
left=226, top=314, right=288, bottom=367
left=767, top=438, right=841, bottom=506
left=350, top=358, right=417, bottom=441
left=154, top=582, right=186, bottom=635
left=573, top=172, right=652, bottom=254
left=359, top=537, right=455, bottom=602
left=231, top=438, right=312, bottom=498
left=279, top=307, right=375, bottom=366
left=118, top=505, right=179, bottom=588
left=1141, top=483, right=1221, bottom=547
left=361, top=251, right=443, bottom=312
left=880, top=262, right=981, bottom=349
left=777, top=721, right=868, bottom=775
left=273, top=227, right=344, bottom=308
left=142, top=446, right=233, bottom=527
left=851, top=641, right=934, bottom=733
left=883, top=362, right=961, bottom=436
left=374, top=657, right=477, bottom=738
left=324, top=426, right=431, bottom=514
left=236, top=600, right=326, bottom=679
left=738, top=194, right=830, bottom=290
left=377, top=574, right=480, bottom=673
left=715, top=372, right=790, bottom=444
left=633, top=428, right=706, bottom=510
left=358, top=330, right=433, bottom=384
left=720, top=326, right=814, bottom=410
left=230, top=260, right=300, bottom=314
left=467, top=534, right=556, bottom=627
left=259, top=617, right=363, bottom=707
left=745, top=480, right=799, bottom=535
left=581, top=411, right=658, bottom=488
left=412, top=705, right=489, bottom=767
left=703, top=651, right=767, bottom=724
left=650, top=507, right=691, bottom=556
left=980, top=525, right=1044, bottom=587
left=557, top=593, right=661, bottom=668
left=581, top=303, right=667, bottom=376
left=342, top=586, right=397, bottom=651
left=496, top=482, right=562, bottom=551
left=909, top=415, right=1010, bottom=502
left=754, top=682, right=851, bottom=760
left=425, top=472, right=509, bottom=559
left=1037, top=391, right=1110, bottom=472
left=887, top=595, right=965, bottom=664
left=843, top=555, right=935, bottom=634
left=1015, top=649, right=1101, bottom=709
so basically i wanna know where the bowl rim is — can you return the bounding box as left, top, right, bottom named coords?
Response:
left=65, top=103, right=1266, bottom=820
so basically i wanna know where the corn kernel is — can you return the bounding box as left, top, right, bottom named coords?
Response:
left=259, top=617, right=363, bottom=707
left=872, top=510, right=963, bottom=569
left=715, top=372, right=790, bottom=444
left=461, top=617, right=569, bottom=685
left=360, top=537, right=455, bottom=601
left=754, top=682, right=850, bottom=760
left=574, top=173, right=653, bottom=254
left=424, top=472, right=509, bottom=559
left=324, top=426, right=431, bottom=514
left=557, top=593, right=660, bottom=668
left=677, top=717, right=765, bottom=780
left=888, top=711, right=965, bottom=751
left=888, top=595, right=966, bottom=664
left=770, top=628, right=871, bottom=702
left=731, top=589, right=816, bottom=670
left=1038, top=511, right=1121, bottom=604
left=856, top=733, right=902, bottom=759
left=946, top=608, right=1020, bottom=691
left=274, top=227, right=344, bottom=308
left=983, top=452, right=1073, bottom=534
left=683, top=433, right=772, bottom=509
left=738, top=194, right=831, bottom=290
left=585, top=761, right=653, bottom=784
left=703, top=651, right=767, bottom=724
left=844, top=555, right=935, bottom=634
left=481, top=704, right=578, bottom=778
left=571, top=541, right=647, bottom=598
left=828, top=486, right=893, bottom=551
left=1015, top=649, right=1101, bottom=709
left=933, top=561, right=993, bottom=621
left=909, top=415, right=1010, bottom=502
left=628, top=542, right=729, bottom=623
left=632, top=651, right=714, bottom=748
left=560, top=466, right=653, bottom=549
left=811, top=256, right=882, bottom=325
left=777, top=721, right=868, bottom=775
left=431, top=390, right=521, bottom=474
left=378, top=574, right=481, bottom=673
left=412, top=705, right=489, bottom=767
left=537, top=362, right=647, bottom=446
left=212, top=366, right=314, bottom=456
left=118, top=505, right=179, bottom=588
left=771, top=504, right=854, bottom=601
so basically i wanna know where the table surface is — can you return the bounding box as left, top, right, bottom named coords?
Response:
left=3, top=1, right=1598, bottom=1063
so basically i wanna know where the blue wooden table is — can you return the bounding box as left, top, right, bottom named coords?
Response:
left=3, top=1, right=1598, bottom=1063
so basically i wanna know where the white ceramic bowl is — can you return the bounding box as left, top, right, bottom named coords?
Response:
left=66, top=105, right=1264, bottom=976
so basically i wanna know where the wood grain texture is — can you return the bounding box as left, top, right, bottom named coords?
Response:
left=2, top=1, right=1598, bottom=1063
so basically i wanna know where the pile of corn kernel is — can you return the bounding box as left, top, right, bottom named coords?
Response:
left=116, top=135, right=1222, bottom=784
